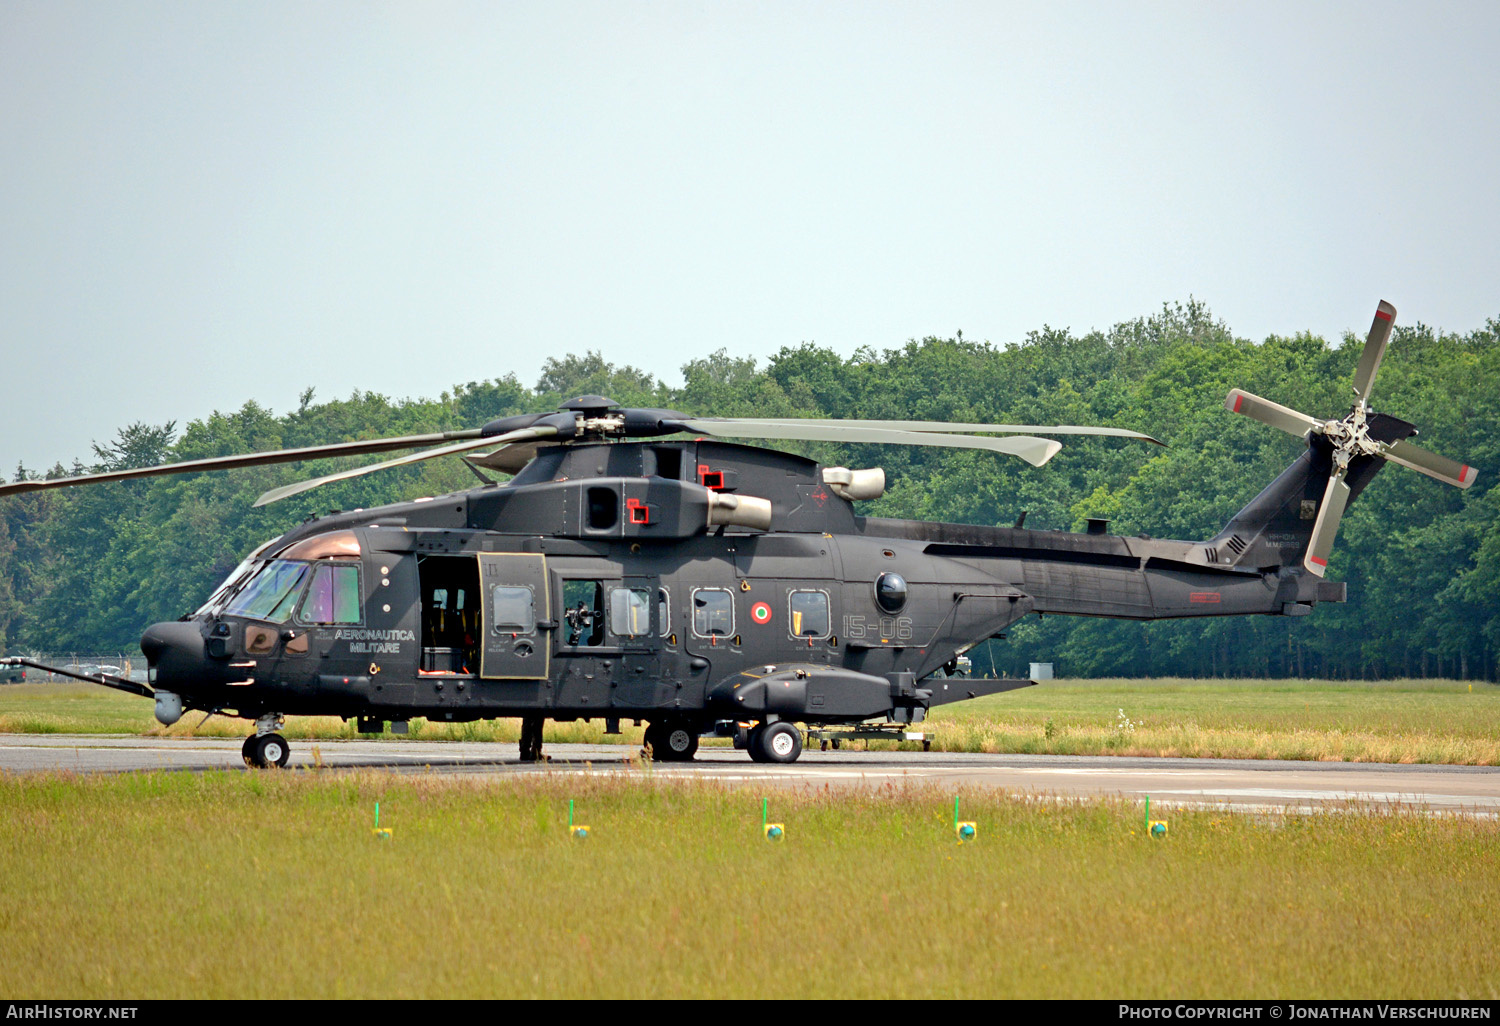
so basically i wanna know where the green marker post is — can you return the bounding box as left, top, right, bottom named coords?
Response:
left=372, top=801, right=391, bottom=839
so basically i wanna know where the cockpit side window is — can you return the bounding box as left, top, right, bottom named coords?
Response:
left=225, top=560, right=312, bottom=623
left=297, top=563, right=363, bottom=626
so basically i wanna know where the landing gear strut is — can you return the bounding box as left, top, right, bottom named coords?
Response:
left=519, top=714, right=545, bottom=763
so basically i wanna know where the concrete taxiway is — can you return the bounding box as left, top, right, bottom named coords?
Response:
left=2, top=733, right=1498, bottom=816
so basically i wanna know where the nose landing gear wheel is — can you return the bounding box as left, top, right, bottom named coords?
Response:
left=244, top=733, right=290, bottom=769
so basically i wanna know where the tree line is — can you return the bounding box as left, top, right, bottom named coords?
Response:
left=3, top=299, right=1497, bottom=679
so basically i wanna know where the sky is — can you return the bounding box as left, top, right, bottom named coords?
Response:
left=2, top=1, right=1498, bottom=472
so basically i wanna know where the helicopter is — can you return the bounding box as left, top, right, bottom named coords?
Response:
left=0, top=302, right=1475, bottom=767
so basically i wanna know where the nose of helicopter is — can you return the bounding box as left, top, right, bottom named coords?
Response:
left=140, top=621, right=216, bottom=687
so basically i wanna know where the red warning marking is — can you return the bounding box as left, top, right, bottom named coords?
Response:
left=1461, top=465, right=1472, bottom=484
left=1309, top=555, right=1328, bottom=568
left=751, top=602, right=772, bottom=624
left=1189, top=592, right=1221, bottom=604
left=698, top=465, right=724, bottom=490
left=626, top=497, right=650, bottom=524
left=1375, top=308, right=1393, bottom=322
left=1232, top=393, right=1244, bottom=413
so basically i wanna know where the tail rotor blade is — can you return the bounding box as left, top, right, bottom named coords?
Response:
left=1381, top=438, right=1478, bottom=489
left=1351, top=300, right=1396, bottom=405
left=1303, top=468, right=1351, bottom=577
left=1224, top=389, right=1322, bottom=439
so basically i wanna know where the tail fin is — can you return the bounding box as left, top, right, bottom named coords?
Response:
left=1203, top=440, right=1384, bottom=573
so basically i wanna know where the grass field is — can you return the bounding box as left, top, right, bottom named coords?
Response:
left=0, top=771, right=1494, bottom=999
left=2, top=676, right=1497, bottom=763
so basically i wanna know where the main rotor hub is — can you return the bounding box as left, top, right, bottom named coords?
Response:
left=558, top=395, right=620, bottom=417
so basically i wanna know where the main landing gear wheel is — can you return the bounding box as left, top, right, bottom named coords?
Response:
left=244, top=733, right=290, bottom=769
left=646, top=720, right=699, bottom=762
left=748, top=722, right=803, bottom=764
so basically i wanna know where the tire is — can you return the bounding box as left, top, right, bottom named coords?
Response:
left=241, top=735, right=258, bottom=767
left=746, top=724, right=769, bottom=763
left=248, top=732, right=290, bottom=769
left=758, top=722, right=803, bottom=764
left=653, top=721, right=698, bottom=761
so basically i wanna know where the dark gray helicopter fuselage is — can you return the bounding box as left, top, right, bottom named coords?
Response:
left=141, top=436, right=1356, bottom=735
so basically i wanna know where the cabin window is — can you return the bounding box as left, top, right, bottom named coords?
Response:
left=788, top=590, right=831, bottom=639
left=491, top=586, right=536, bottom=634
left=658, top=588, right=671, bottom=638
left=562, top=580, right=607, bottom=646
left=297, top=563, right=363, bottom=625
left=609, top=587, right=651, bottom=638
left=692, top=588, right=734, bottom=637
left=225, top=560, right=312, bottom=623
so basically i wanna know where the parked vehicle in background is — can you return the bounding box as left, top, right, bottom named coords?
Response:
left=0, top=662, right=25, bottom=683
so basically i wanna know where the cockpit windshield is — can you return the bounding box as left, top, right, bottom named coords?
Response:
left=197, top=531, right=363, bottom=621
left=194, top=539, right=278, bottom=617
left=224, top=560, right=313, bottom=623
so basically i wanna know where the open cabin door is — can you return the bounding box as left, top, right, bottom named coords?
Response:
left=478, top=553, right=551, bottom=680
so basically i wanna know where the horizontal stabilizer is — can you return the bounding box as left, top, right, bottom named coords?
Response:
left=924, top=677, right=1037, bottom=707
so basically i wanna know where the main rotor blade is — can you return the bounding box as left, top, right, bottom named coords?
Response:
left=1351, top=300, right=1397, bottom=405
left=680, top=419, right=1063, bottom=467
left=1380, top=438, right=1478, bottom=489
left=1224, top=389, right=1323, bottom=440
left=252, top=426, right=560, bottom=507
left=698, top=417, right=1163, bottom=446
left=1304, top=467, right=1351, bottom=578
left=0, top=430, right=486, bottom=499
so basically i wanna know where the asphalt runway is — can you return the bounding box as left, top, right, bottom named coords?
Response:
left=3, top=732, right=1499, bottom=816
